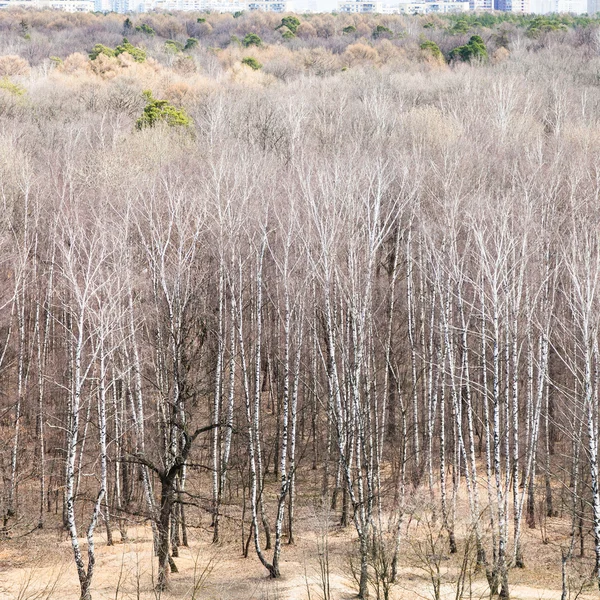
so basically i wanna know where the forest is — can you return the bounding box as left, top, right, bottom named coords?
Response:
left=2, top=7, right=600, bottom=600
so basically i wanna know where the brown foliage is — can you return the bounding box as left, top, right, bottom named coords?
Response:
left=343, top=42, right=379, bottom=67
left=0, top=54, right=30, bottom=77
left=60, top=53, right=90, bottom=75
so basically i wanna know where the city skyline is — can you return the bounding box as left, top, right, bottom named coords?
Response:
left=0, top=0, right=592, bottom=13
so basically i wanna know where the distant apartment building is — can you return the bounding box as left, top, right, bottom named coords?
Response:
left=203, top=0, right=246, bottom=10
left=468, top=0, right=491, bottom=10
left=0, top=0, right=31, bottom=7
left=43, top=0, right=94, bottom=7
left=0, top=0, right=94, bottom=9
left=152, top=0, right=203, bottom=9
left=395, top=1, right=468, bottom=12
left=0, top=0, right=589, bottom=17
left=150, top=0, right=292, bottom=9
left=509, top=0, right=530, bottom=12
left=247, top=0, right=293, bottom=10
left=0, top=0, right=291, bottom=11
left=555, top=0, right=585, bottom=12
left=526, top=0, right=585, bottom=11
left=494, top=0, right=510, bottom=10
left=381, top=0, right=468, bottom=12
left=152, top=0, right=262, bottom=9
left=338, top=0, right=383, bottom=12
left=107, top=0, right=153, bottom=10
left=502, top=0, right=584, bottom=11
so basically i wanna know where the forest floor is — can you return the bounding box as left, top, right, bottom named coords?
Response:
left=1, top=486, right=599, bottom=600
left=0, top=510, right=596, bottom=600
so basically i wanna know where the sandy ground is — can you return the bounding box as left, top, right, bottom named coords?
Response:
left=1, top=506, right=597, bottom=600
left=0, top=470, right=597, bottom=600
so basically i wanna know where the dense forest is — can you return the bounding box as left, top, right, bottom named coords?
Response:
left=2, top=8, right=600, bottom=600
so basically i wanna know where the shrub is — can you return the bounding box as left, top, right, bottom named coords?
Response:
left=526, top=16, right=567, bottom=38
left=0, top=77, right=25, bottom=97
left=173, top=55, right=197, bottom=74
left=18, top=20, right=30, bottom=39
left=492, top=46, right=510, bottom=63
left=115, top=39, right=146, bottom=62
left=89, top=44, right=115, bottom=60
left=449, top=35, right=487, bottom=62
left=91, top=39, right=146, bottom=63
left=165, top=40, right=184, bottom=53
left=343, top=42, right=378, bottom=66
left=450, top=19, right=470, bottom=34
left=233, top=10, right=244, bottom=17
left=241, top=56, right=262, bottom=70
left=278, top=16, right=300, bottom=34
left=90, top=53, right=119, bottom=78
left=343, top=25, right=357, bottom=34
left=117, top=52, right=136, bottom=68
left=376, top=38, right=405, bottom=64
left=136, top=90, right=192, bottom=130
left=355, top=23, right=372, bottom=37
left=302, top=47, right=339, bottom=76
left=420, top=39, right=442, bottom=60
left=372, top=25, right=393, bottom=39
left=297, top=22, right=317, bottom=38
left=197, top=22, right=213, bottom=37
left=184, top=37, right=198, bottom=51
left=242, top=33, right=262, bottom=47
left=61, top=53, right=90, bottom=74
left=136, top=23, right=155, bottom=35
